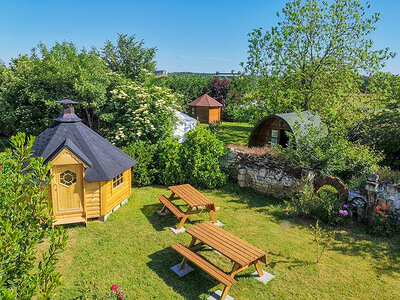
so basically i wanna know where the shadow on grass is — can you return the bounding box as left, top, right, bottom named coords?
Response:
left=140, top=203, right=204, bottom=232
left=211, top=182, right=400, bottom=277
left=147, top=247, right=221, bottom=300
left=211, top=182, right=308, bottom=227
left=331, top=231, right=400, bottom=277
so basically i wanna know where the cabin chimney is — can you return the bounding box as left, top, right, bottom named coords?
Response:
left=55, top=99, right=82, bottom=123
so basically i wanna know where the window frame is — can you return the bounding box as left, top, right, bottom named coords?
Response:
left=271, top=129, right=279, bottom=145
left=112, top=173, right=124, bottom=189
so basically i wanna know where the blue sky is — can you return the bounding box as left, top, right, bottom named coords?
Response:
left=1, top=0, right=399, bottom=74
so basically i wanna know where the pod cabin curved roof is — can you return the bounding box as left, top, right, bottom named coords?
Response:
left=248, top=111, right=322, bottom=147
left=32, top=100, right=137, bottom=182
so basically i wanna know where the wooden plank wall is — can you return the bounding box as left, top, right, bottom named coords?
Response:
left=85, top=181, right=101, bottom=218
left=195, top=107, right=209, bottom=123
left=208, top=108, right=221, bottom=123
left=102, top=169, right=132, bottom=215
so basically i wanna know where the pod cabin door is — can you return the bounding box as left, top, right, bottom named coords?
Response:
left=53, top=164, right=84, bottom=217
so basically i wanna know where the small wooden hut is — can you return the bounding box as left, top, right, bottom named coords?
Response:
left=188, top=94, right=222, bottom=124
left=32, top=99, right=137, bottom=226
left=248, top=111, right=322, bottom=147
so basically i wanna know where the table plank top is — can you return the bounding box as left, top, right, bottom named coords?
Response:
left=168, top=184, right=216, bottom=210
left=186, top=222, right=267, bottom=267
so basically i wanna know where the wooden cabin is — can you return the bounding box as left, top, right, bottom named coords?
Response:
left=248, top=111, right=322, bottom=148
left=32, top=99, right=137, bottom=226
left=188, top=94, right=222, bottom=124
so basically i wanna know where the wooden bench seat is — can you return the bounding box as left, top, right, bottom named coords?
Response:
left=171, top=243, right=236, bottom=287
left=157, top=195, right=185, bottom=218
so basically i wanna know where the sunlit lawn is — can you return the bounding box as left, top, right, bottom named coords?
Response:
left=203, top=122, right=253, bottom=145
left=55, top=183, right=400, bottom=299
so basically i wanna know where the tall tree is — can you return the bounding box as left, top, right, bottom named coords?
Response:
left=0, top=42, right=110, bottom=135
left=209, top=76, right=232, bottom=107
left=102, top=33, right=157, bottom=80
left=242, top=0, right=395, bottom=125
left=367, top=72, right=400, bottom=109
left=157, top=74, right=212, bottom=107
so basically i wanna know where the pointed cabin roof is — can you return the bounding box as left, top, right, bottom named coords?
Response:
left=32, top=100, right=137, bottom=182
left=188, top=94, right=223, bottom=108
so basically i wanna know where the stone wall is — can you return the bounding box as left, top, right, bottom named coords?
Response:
left=222, top=146, right=400, bottom=227
left=361, top=175, right=400, bottom=227
left=221, top=147, right=309, bottom=199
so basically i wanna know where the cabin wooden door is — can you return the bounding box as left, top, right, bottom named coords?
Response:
left=53, top=164, right=84, bottom=216
left=208, top=108, right=220, bottom=123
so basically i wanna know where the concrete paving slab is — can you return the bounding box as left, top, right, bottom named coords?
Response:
left=156, top=209, right=170, bottom=216
left=252, top=270, right=275, bottom=284
left=207, top=290, right=234, bottom=300
left=170, top=226, right=186, bottom=234
left=170, top=263, right=194, bottom=277
left=211, top=220, right=224, bottom=227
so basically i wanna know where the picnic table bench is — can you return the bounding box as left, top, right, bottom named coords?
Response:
left=158, top=184, right=218, bottom=230
left=171, top=222, right=268, bottom=300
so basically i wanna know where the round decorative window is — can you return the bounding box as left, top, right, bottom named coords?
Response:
left=60, top=170, right=77, bottom=186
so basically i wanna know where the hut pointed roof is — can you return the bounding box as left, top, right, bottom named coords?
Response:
left=32, top=100, right=137, bottom=182
left=188, top=94, right=223, bottom=107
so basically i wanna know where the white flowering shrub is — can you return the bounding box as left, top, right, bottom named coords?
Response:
left=100, top=71, right=180, bottom=146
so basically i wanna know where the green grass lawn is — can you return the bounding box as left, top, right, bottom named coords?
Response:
left=55, top=183, right=400, bottom=299
left=203, top=122, right=253, bottom=145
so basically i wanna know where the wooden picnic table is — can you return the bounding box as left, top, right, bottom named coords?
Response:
left=158, top=184, right=218, bottom=230
left=172, top=221, right=268, bottom=299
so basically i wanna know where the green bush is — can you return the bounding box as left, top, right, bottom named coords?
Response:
left=123, top=141, right=158, bottom=186
left=278, top=123, right=382, bottom=181
left=181, top=126, right=228, bottom=188
left=375, top=166, right=400, bottom=183
left=0, top=133, right=67, bottom=298
left=124, top=126, right=227, bottom=188
left=369, top=213, right=399, bottom=237
left=291, top=180, right=348, bottom=225
left=352, top=110, right=400, bottom=168
left=157, top=137, right=183, bottom=186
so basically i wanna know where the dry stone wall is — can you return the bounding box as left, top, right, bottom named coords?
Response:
left=221, top=147, right=400, bottom=227
left=221, top=147, right=310, bottom=199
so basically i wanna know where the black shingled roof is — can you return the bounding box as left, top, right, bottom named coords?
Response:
left=33, top=102, right=137, bottom=182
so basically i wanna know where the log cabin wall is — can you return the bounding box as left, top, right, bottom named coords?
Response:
left=101, top=169, right=132, bottom=215
left=195, top=107, right=210, bottom=123
left=85, top=181, right=101, bottom=219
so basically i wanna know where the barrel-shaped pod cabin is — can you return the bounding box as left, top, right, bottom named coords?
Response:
left=248, top=111, right=322, bottom=148
left=188, top=94, right=222, bottom=124
left=32, top=99, right=137, bottom=226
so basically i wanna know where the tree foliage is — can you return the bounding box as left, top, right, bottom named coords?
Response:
left=0, top=42, right=110, bottom=135
left=103, top=33, right=157, bottom=80
left=242, top=0, right=395, bottom=127
left=209, top=76, right=233, bottom=107
left=367, top=72, right=400, bottom=109
left=157, top=74, right=212, bottom=107
left=352, top=109, right=400, bottom=168
left=278, top=123, right=382, bottom=181
left=0, top=133, right=67, bottom=298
